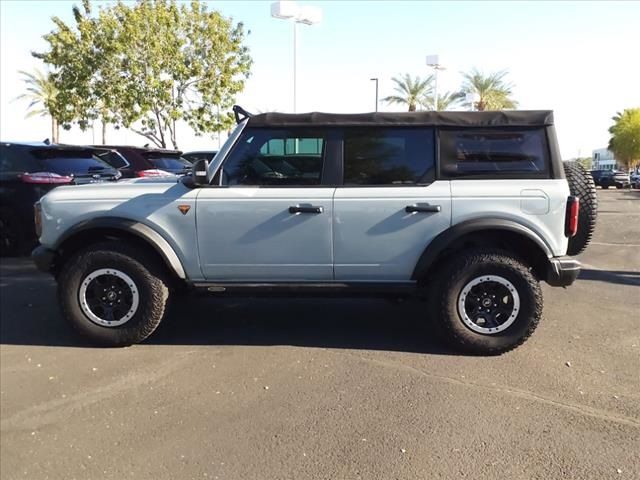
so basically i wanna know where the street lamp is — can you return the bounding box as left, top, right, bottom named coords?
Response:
left=271, top=1, right=322, bottom=113
left=426, top=54, right=445, bottom=111
left=370, top=78, right=378, bottom=112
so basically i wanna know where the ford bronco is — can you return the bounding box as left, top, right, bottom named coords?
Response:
left=32, top=107, right=597, bottom=354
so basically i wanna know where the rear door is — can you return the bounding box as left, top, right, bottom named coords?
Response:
left=333, top=127, right=452, bottom=281
left=196, top=127, right=337, bottom=281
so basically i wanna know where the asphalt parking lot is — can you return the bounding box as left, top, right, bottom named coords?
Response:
left=1, top=189, right=639, bottom=480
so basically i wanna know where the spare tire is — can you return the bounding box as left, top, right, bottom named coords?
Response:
left=563, top=161, right=597, bottom=256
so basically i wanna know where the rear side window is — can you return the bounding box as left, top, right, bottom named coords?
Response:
left=222, top=128, right=326, bottom=186
left=439, top=129, right=548, bottom=178
left=343, top=128, right=435, bottom=185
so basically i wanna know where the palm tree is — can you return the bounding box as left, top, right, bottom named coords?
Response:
left=423, top=91, right=464, bottom=111
left=458, top=68, right=517, bottom=111
left=382, top=74, right=433, bottom=111
left=16, top=69, right=60, bottom=142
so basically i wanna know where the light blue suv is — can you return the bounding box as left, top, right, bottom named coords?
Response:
left=32, top=107, right=596, bottom=354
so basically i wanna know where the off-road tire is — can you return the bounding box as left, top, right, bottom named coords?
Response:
left=563, top=161, right=597, bottom=256
left=58, top=242, right=170, bottom=346
left=434, top=249, right=543, bottom=355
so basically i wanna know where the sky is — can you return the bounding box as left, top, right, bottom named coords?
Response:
left=1, top=0, right=639, bottom=158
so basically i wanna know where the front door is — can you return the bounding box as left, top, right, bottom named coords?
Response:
left=196, top=127, right=336, bottom=281
left=333, top=127, right=452, bottom=281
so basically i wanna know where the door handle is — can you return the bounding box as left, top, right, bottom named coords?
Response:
left=405, top=203, right=441, bottom=213
left=289, top=205, right=324, bottom=214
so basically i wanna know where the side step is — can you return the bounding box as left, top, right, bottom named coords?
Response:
left=191, top=282, right=420, bottom=297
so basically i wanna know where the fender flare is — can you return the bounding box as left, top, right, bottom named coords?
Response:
left=411, top=218, right=553, bottom=280
left=54, top=217, right=186, bottom=279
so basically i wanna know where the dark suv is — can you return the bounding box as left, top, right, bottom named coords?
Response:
left=591, top=169, right=630, bottom=189
left=92, top=146, right=192, bottom=178
left=0, top=142, right=119, bottom=255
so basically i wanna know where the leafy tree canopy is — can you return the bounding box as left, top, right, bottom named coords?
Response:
left=382, top=74, right=433, bottom=112
left=608, top=108, right=640, bottom=170
left=34, top=0, right=252, bottom=148
left=458, top=68, right=517, bottom=111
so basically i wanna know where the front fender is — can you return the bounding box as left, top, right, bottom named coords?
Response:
left=54, top=217, right=187, bottom=279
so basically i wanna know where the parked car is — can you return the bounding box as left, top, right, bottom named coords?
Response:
left=92, top=146, right=193, bottom=178
left=182, top=150, right=218, bottom=164
left=32, top=107, right=598, bottom=354
left=0, top=142, right=119, bottom=255
left=631, top=171, right=640, bottom=189
left=591, top=169, right=630, bottom=189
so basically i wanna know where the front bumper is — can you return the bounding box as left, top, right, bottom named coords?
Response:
left=546, top=256, right=581, bottom=287
left=32, top=245, right=56, bottom=274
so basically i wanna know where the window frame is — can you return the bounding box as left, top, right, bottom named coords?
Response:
left=337, top=126, right=437, bottom=188
left=436, top=126, right=552, bottom=180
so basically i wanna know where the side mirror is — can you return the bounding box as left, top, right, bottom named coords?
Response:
left=192, top=159, right=209, bottom=186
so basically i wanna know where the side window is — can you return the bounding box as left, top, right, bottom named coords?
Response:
left=440, top=129, right=548, bottom=177
left=222, top=128, right=326, bottom=186
left=343, top=128, right=435, bottom=185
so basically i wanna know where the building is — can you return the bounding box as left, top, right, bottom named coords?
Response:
left=592, top=148, right=618, bottom=170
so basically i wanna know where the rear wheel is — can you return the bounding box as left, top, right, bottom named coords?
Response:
left=433, top=249, right=542, bottom=355
left=58, top=242, right=170, bottom=346
left=563, top=161, right=597, bottom=256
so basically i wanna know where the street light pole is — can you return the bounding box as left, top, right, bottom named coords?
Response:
left=370, top=78, right=378, bottom=112
left=271, top=1, right=322, bottom=113
left=426, top=54, right=445, bottom=111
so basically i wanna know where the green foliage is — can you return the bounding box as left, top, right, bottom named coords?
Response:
left=608, top=108, right=640, bottom=170
left=423, top=91, right=464, bottom=111
left=34, top=0, right=252, bottom=148
left=15, top=69, right=60, bottom=142
left=458, top=68, right=517, bottom=111
left=382, top=74, right=433, bottom=112
left=575, top=157, right=592, bottom=170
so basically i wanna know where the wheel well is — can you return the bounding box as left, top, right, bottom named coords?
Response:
left=418, top=230, right=549, bottom=283
left=54, top=227, right=183, bottom=286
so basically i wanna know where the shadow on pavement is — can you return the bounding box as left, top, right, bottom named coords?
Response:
left=0, top=259, right=453, bottom=355
left=579, top=268, right=640, bottom=287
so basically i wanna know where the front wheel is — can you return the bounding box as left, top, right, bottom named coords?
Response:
left=58, top=242, right=170, bottom=346
left=432, top=250, right=543, bottom=355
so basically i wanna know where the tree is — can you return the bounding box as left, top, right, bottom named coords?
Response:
left=35, top=0, right=252, bottom=148
left=382, top=74, right=433, bottom=111
left=608, top=108, right=640, bottom=170
left=423, top=91, right=463, bottom=111
left=15, top=69, right=60, bottom=142
left=458, top=68, right=517, bottom=111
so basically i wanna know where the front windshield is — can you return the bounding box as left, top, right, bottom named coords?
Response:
left=206, top=121, right=247, bottom=183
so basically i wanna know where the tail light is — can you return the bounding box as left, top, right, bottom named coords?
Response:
left=136, top=169, right=174, bottom=178
left=565, top=196, right=580, bottom=237
left=20, top=172, right=73, bottom=184
left=34, top=202, right=42, bottom=238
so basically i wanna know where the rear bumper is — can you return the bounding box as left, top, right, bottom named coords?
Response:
left=32, top=245, right=56, bottom=274
left=546, top=256, right=581, bottom=287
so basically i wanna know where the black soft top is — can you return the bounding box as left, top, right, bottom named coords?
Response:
left=246, top=110, right=554, bottom=128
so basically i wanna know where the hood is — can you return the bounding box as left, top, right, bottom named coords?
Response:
left=41, top=176, right=185, bottom=203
